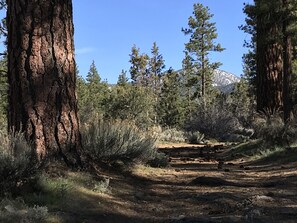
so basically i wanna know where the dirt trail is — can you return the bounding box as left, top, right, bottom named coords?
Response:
left=56, top=143, right=297, bottom=223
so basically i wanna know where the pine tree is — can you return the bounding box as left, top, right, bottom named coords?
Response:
left=129, top=45, right=149, bottom=87
left=106, top=83, right=155, bottom=129
left=255, top=0, right=284, bottom=112
left=84, top=60, right=108, bottom=119
left=182, top=3, right=224, bottom=103
left=181, top=51, right=196, bottom=116
left=240, top=3, right=257, bottom=94
left=86, top=60, right=101, bottom=84
left=282, top=0, right=297, bottom=121
left=7, top=0, right=81, bottom=165
left=149, top=42, right=165, bottom=93
left=76, top=70, right=89, bottom=123
left=229, top=78, right=253, bottom=125
left=243, top=0, right=297, bottom=119
left=158, top=68, right=184, bottom=127
left=117, top=70, right=129, bottom=87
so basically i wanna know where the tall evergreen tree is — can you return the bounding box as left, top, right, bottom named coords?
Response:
left=129, top=45, right=149, bottom=87
left=86, top=60, right=101, bottom=84
left=7, top=0, right=81, bottom=165
left=149, top=42, right=165, bottom=93
left=85, top=60, right=108, bottom=119
left=181, top=51, right=196, bottom=116
left=148, top=42, right=165, bottom=124
left=282, top=0, right=297, bottom=121
left=182, top=3, right=224, bottom=103
left=255, top=0, right=284, bottom=112
left=243, top=0, right=297, bottom=119
left=158, top=68, right=183, bottom=127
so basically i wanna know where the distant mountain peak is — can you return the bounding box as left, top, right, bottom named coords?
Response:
left=177, top=68, right=240, bottom=94
left=213, top=69, right=240, bottom=87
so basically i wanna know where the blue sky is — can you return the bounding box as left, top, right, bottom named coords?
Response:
left=73, top=0, right=254, bottom=83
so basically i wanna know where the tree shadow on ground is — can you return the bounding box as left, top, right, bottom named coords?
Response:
left=30, top=142, right=297, bottom=223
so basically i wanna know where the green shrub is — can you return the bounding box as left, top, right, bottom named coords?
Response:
left=186, top=103, right=241, bottom=140
left=253, top=109, right=297, bottom=146
left=157, top=128, right=186, bottom=143
left=82, top=119, right=158, bottom=165
left=0, top=130, right=37, bottom=196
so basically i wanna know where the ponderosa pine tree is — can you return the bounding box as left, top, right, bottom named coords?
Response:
left=282, top=0, right=297, bottom=122
left=7, top=0, right=81, bottom=165
left=255, top=0, right=284, bottom=112
left=182, top=3, right=224, bottom=103
left=243, top=0, right=297, bottom=120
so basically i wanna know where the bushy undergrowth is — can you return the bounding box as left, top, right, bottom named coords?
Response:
left=147, top=152, right=169, bottom=168
left=186, top=103, right=242, bottom=140
left=157, top=128, right=186, bottom=143
left=0, top=198, right=48, bottom=223
left=82, top=119, right=163, bottom=165
left=0, top=130, right=37, bottom=196
left=253, top=109, right=297, bottom=147
left=187, top=131, right=205, bottom=144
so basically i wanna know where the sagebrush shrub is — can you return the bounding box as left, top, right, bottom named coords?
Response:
left=0, top=130, right=37, bottom=196
left=253, top=109, right=297, bottom=146
left=157, top=128, right=186, bottom=143
left=81, top=119, right=159, bottom=165
left=186, top=103, right=241, bottom=140
left=0, top=198, right=48, bottom=223
left=187, top=131, right=205, bottom=144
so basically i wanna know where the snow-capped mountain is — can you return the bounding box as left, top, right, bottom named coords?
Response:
left=213, top=69, right=240, bottom=87
left=177, top=68, right=240, bottom=93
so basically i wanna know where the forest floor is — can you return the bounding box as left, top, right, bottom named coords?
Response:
left=32, top=142, right=297, bottom=222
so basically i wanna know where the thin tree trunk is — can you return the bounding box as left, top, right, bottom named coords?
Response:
left=283, top=0, right=293, bottom=122
left=7, top=0, right=81, bottom=166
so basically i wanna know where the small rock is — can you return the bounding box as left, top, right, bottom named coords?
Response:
left=134, top=191, right=145, bottom=200
left=176, top=215, right=186, bottom=220
left=254, top=195, right=274, bottom=202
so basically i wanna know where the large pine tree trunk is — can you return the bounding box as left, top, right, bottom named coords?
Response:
left=7, top=0, right=81, bottom=166
left=256, top=0, right=283, bottom=112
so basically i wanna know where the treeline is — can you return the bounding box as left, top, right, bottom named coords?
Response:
left=73, top=3, right=254, bottom=140
left=76, top=49, right=251, bottom=141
